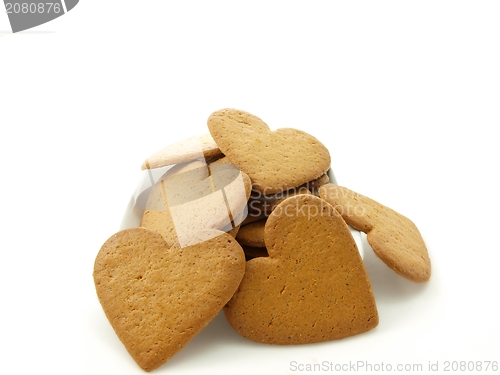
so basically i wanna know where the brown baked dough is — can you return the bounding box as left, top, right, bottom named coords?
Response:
left=224, top=194, right=378, bottom=344
left=93, top=228, right=245, bottom=371
left=319, top=184, right=431, bottom=283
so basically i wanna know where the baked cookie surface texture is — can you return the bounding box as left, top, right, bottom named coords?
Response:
left=93, top=228, right=245, bottom=371
left=224, top=194, right=378, bottom=344
left=319, top=184, right=431, bottom=283
left=207, top=108, right=331, bottom=195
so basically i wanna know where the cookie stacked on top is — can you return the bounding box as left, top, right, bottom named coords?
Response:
left=93, top=108, right=431, bottom=372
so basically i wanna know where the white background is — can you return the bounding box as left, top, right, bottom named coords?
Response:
left=1, top=1, right=499, bottom=374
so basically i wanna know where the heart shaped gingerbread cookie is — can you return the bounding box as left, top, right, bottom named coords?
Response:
left=319, top=184, right=431, bottom=283
left=207, top=109, right=331, bottom=195
left=224, top=194, right=378, bottom=344
left=93, top=228, right=245, bottom=371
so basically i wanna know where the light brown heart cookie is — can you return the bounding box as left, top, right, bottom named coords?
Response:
left=318, top=184, right=431, bottom=283
left=141, top=160, right=251, bottom=247
left=93, top=228, right=245, bottom=372
left=224, top=194, right=378, bottom=344
left=207, top=108, right=331, bottom=195
left=141, top=134, right=222, bottom=170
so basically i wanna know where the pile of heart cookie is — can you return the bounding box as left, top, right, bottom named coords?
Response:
left=93, top=108, right=431, bottom=372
